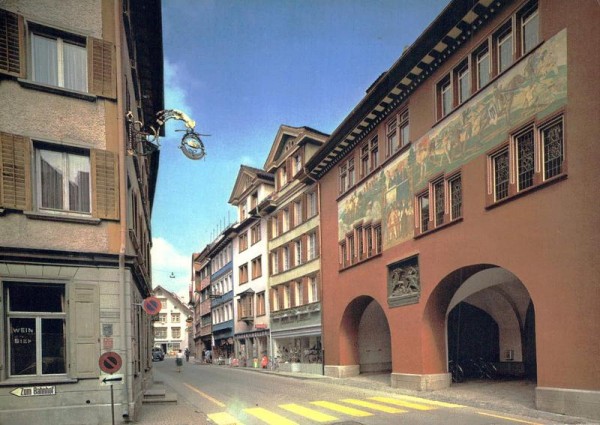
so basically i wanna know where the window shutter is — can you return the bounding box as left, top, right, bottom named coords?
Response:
left=91, top=149, right=120, bottom=220
left=69, top=283, right=100, bottom=378
left=88, top=37, right=116, bottom=99
left=0, top=10, right=24, bottom=78
left=278, top=286, right=284, bottom=309
left=301, top=234, right=308, bottom=263
left=314, top=228, right=320, bottom=257
left=302, top=277, right=309, bottom=303
left=302, top=194, right=308, bottom=222
left=267, top=218, right=272, bottom=240
left=0, top=132, right=31, bottom=211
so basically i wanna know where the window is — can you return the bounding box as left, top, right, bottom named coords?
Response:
left=271, top=252, right=279, bottom=274
left=295, top=281, right=304, bottom=306
left=251, top=256, right=262, bottom=279
left=293, top=240, right=302, bottom=266
left=370, top=136, right=379, bottom=169
left=172, top=327, right=181, bottom=339
left=457, top=63, right=470, bottom=105
left=256, top=292, right=266, bottom=316
left=374, top=225, right=382, bottom=254
left=171, top=313, right=180, bottom=322
left=366, top=225, right=373, bottom=256
left=154, top=327, right=167, bottom=339
left=239, top=263, right=249, bottom=284
left=158, top=313, right=167, bottom=324
left=240, top=204, right=247, bottom=221
left=399, top=111, right=409, bottom=149
left=356, top=226, right=364, bottom=259
left=238, top=232, right=248, bottom=252
left=251, top=223, right=261, bottom=245
left=250, top=192, right=258, bottom=210
left=360, top=144, right=370, bottom=177
left=238, top=295, right=253, bottom=320
left=418, top=192, right=430, bottom=232
left=308, top=232, right=317, bottom=260
left=271, top=288, right=279, bottom=311
left=280, top=165, right=288, bottom=187
left=283, top=246, right=290, bottom=271
left=339, top=162, right=348, bottom=193
left=282, top=209, right=290, bottom=232
left=496, top=25, right=513, bottom=74
left=284, top=285, right=291, bottom=309
left=293, top=154, right=302, bottom=175
left=308, top=276, right=319, bottom=303
left=387, top=116, right=398, bottom=155
left=307, top=192, right=317, bottom=218
left=36, top=146, right=91, bottom=214
left=348, top=234, right=355, bottom=264
left=439, top=77, right=452, bottom=118
left=348, top=159, right=355, bottom=187
left=489, top=116, right=565, bottom=204
left=520, top=1, right=539, bottom=55
left=30, top=27, right=87, bottom=92
left=5, top=282, right=66, bottom=376
left=474, top=44, right=490, bottom=91
left=294, top=200, right=302, bottom=226
left=416, top=173, right=463, bottom=234
left=340, top=242, right=347, bottom=267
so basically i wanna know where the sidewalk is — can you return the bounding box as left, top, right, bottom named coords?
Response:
left=133, top=364, right=599, bottom=425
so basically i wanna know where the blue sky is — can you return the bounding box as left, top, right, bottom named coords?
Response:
left=152, top=0, right=449, bottom=296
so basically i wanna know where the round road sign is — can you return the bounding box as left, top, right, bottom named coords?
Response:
left=99, top=351, right=122, bottom=374
left=142, top=296, right=162, bottom=315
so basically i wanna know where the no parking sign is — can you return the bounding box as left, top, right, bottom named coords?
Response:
left=142, top=296, right=162, bottom=315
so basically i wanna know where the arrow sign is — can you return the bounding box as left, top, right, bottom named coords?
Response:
left=99, top=373, right=124, bottom=386
left=11, top=386, right=56, bottom=397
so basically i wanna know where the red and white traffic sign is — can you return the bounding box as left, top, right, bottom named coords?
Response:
left=142, top=296, right=162, bottom=315
left=99, top=352, right=122, bottom=374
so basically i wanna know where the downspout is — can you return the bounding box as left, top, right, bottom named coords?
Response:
left=115, top=0, right=131, bottom=419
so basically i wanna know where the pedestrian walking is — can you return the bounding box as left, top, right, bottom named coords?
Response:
left=176, top=349, right=184, bottom=372
left=185, top=348, right=190, bottom=362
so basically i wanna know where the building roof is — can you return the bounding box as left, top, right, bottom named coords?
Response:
left=305, top=0, right=512, bottom=178
left=228, top=165, right=274, bottom=205
left=263, top=125, right=329, bottom=172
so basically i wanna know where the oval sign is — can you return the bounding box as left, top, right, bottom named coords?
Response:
left=142, top=296, right=162, bottom=315
left=99, top=351, right=122, bottom=374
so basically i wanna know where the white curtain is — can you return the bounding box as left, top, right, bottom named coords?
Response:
left=40, top=149, right=63, bottom=210
left=68, top=153, right=90, bottom=212
left=32, top=33, right=58, bottom=86
left=63, top=42, right=87, bottom=92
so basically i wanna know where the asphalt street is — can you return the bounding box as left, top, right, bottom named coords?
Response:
left=146, top=359, right=592, bottom=425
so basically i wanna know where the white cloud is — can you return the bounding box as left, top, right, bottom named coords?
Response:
left=151, top=237, right=191, bottom=293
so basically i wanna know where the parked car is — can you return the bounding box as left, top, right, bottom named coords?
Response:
left=152, top=347, right=164, bottom=361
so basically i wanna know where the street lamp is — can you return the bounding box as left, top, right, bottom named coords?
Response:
left=126, top=109, right=208, bottom=159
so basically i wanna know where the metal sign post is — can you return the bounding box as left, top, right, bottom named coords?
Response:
left=99, top=352, right=123, bottom=425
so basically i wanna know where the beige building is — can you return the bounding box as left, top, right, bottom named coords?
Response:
left=0, top=1, right=163, bottom=423
left=259, top=125, right=327, bottom=373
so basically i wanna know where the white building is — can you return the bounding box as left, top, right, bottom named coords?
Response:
left=153, top=286, right=192, bottom=356
left=229, top=166, right=275, bottom=364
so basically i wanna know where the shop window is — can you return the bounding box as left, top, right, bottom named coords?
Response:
left=5, top=282, right=66, bottom=377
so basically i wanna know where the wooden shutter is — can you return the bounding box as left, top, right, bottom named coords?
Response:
left=314, top=227, right=320, bottom=257
left=301, top=193, right=308, bottom=222
left=0, top=132, right=31, bottom=210
left=0, top=9, right=25, bottom=78
left=301, top=234, right=308, bottom=263
left=91, top=149, right=120, bottom=220
left=302, top=277, right=309, bottom=304
left=69, top=283, right=100, bottom=378
left=88, top=37, right=116, bottom=99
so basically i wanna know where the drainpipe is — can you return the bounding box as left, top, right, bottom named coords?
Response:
left=115, top=0, right=131, bottom=419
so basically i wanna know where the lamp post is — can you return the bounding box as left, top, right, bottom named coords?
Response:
left=126, top=109, right=208, bottom=159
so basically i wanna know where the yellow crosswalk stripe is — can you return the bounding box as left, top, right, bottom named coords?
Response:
left=245, top=407, right=299, bottom=425
left=207, top=411, right=244, bottom=425
left=280, top=403, right=339, bottom=422
left=369, top=396, right=436, bottom=410
left=341, top=398, right=407, bottom=413
left=310, top=401, right=373, bottom=417
left=383, top=394, right=465, bottom=408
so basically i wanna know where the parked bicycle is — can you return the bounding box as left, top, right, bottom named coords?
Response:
left=466, top=357, right=497, bottom=380
left=449, top=359, right=464, bottom=383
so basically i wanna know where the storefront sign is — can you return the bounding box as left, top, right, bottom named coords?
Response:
left=11, top=386, right=56, bottom=397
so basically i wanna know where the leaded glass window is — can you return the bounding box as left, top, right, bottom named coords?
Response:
left=517, top=129, right=535, bottom=191
left=493, top=148, right=510, bottom=201
left=419, top=193, right=429, bottom=231
left=543, top=119, right=563, bottom=180
left=434, top=180, right=445, bottom=226
left=450, top=175, right=462, bottom=219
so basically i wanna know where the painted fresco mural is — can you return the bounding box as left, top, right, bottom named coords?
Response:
left=339, top=29, right=568, bottom=248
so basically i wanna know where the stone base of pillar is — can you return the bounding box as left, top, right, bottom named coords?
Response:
left=390, top=372, right=451, bottom=391
left=324, top=365, right=360, bottom=378
left=536, top=387, right=600, bottom=421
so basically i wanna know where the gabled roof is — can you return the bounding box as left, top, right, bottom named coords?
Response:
left=228, top=165, right=274, bottom=205
left=153, top=285, right=192, bottom=315
left=263, top=125, right=329, bottom=172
